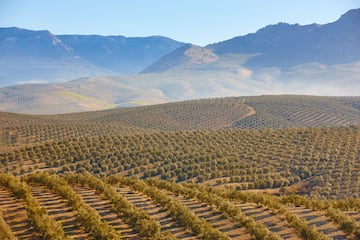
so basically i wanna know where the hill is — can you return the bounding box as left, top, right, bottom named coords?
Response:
left=0, top=27, right=110, bottom=87
left=208, top=8, right=360, bottom=68
left=59, top=34, right=184, bottom=74
left=1, top=95, right=359, bottom=132
left=0, top=96, right=360, bottom=199
left=144, top=8, right=360, bottom=73
left=0, top=96, right=360, bottom=239
left=0, top=27, right=184, bottom=87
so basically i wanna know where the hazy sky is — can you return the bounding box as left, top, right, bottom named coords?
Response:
left=1, top=0, right=359, bottom=46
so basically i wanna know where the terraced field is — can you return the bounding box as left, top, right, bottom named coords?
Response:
left=1, top=173, right=359, bottom=239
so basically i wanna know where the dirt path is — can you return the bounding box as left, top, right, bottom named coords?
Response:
left=116, top=186, right=199, bottom=239
left=71, top=185, right=140, bottom=240
left=235, top=202, right=301, bottom=239
left=0, top=187, right=38, bottom=239
left=167, top=193, right=252, bottom=240
left=346, top=211, right=360, bottom=224
left=29, top=184, right=93, bottom=240
left=288, top=206, right=349, bottom=240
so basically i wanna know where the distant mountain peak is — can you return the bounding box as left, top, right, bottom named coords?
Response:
left=141, top=44, right=219, bottom=73
left=183, top=44, right=219, bottom=64
left=0, top=27, right=184, bottom=86
left=207, top=8, right=360, bottom=68
left=339, top=8, right=360, bottom=21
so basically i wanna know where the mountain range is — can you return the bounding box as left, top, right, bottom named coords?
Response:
left=0, top=28, right=184, bottom=87
left=0, top=8, right=359, bottom=113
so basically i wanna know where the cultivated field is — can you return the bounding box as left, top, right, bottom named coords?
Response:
left=0, top=95, right=360, bottom=239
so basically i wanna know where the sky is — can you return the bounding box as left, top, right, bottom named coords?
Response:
left=1, top=0, right=359, bottom=46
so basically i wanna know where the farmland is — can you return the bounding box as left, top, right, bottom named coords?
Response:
left=0, top=95, right=360, bottom=239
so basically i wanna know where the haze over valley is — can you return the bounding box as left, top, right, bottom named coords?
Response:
left=0, top=8, right=359, bottom=113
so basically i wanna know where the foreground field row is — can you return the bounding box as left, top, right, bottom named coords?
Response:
left=0, top=173, right=360, bottom=239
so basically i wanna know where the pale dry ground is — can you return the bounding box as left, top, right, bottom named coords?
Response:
left=29, top=184, right=93, bottom=240
left=234, top=203, right=301, bottom=240
left=287, top=206, right=349, bottom=240
left=71, top=185, right=141, bottom=240
left=166, top=192, right=252, bottom=240
left=0, top=187, right=38, bottom=239
left=116, top=186, right=199, bottom=239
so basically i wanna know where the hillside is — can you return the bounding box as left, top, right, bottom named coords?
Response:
left=207, top=8, right=360, bottom=68
left=0, top=27, right=184, bottom=87
left=0, top=27, right=110, bottom=87
left=144, top=8, right=360, bottom=73
left=59, top=34, right=184, bottom=74
left=0, top=96, right=360, bottom=198
left=0, top=96, right=360, bottom=239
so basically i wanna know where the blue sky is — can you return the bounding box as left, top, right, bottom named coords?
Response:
left=1, top=0, right=359, bottom=46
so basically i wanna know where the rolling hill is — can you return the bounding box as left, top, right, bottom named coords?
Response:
left=0, top=96, right=360, bottom=239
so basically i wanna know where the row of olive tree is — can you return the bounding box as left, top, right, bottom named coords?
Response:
left=0, top=173, right=65, bottom=239
left=106, top=176, right=230, bottom=240
left=146, top=178, right=282, bottom=240
left=280, top=195, right=360, bottom=237
left=64, top=173, right=169, bottom=239
left=24, top=172, right=119, bottom=240
left=184, top=182, right=332, bottom=240
left=0, top=210, right=15, bottom=240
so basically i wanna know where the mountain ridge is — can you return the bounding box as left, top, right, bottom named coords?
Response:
left=0, top=27, right=184, bottom=87
left=0, top=8, right=359, bottom=113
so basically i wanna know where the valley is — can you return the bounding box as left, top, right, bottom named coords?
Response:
left=0, top=6, right=359, bottom=240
